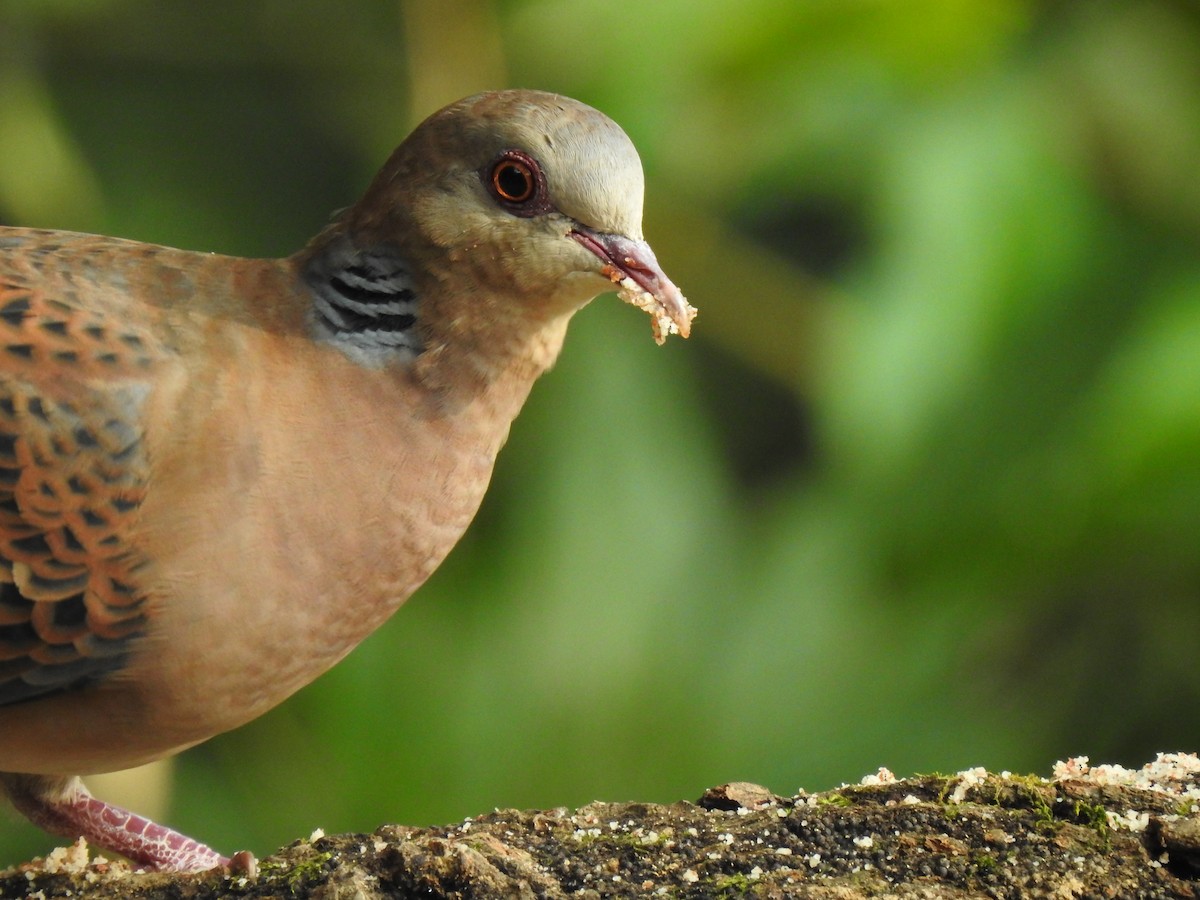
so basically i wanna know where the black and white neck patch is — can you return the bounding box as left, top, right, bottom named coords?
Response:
left=303, top=235, right=422, bottom=366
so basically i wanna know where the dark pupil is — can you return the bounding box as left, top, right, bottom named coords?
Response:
left=498, top=164, right=530, bottom=200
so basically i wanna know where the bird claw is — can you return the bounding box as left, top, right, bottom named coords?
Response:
left=223, top=850, right=258, bottom=878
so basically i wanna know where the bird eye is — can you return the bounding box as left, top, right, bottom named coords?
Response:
left=493, top=159, right=534, bottom=202
left=484, top=150, right=550, bottom=216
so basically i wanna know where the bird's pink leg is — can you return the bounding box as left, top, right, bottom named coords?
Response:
left=1, top=773, right=239, bottom=873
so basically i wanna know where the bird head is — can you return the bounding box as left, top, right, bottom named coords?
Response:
left=344, top=90, right=694, bottom=345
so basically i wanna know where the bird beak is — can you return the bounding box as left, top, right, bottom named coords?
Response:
left=569, top=227, right=696, bottom=343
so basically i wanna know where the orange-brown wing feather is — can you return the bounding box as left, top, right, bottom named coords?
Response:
left=0, top=229, right=172, bottom=706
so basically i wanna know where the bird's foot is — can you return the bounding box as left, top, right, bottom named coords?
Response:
left=2, top=773, right=246, bottom=874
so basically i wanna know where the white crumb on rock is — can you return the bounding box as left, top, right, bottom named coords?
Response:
left=860, top=767, right=897, bottom=787
left=835, top=756, right=1199, bottom=813
left=19, top=838, right=129, bottom=879
left=950, top=767, right=989, bottom=803
left=1106, top=809, right=1152, bottom=833
left=1052, top=752, right=1200, bottom=830
left=42, top=838, right=91, bottom=875
left=1052, top=752, right=1200, bottom=801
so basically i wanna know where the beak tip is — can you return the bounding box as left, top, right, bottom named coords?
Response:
left=577, top=230, right=696, bottom=345
left=614, top=274, right=697, bottom=345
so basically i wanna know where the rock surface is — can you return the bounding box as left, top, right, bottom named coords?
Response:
left=3, top=756, right=1198, bottom=898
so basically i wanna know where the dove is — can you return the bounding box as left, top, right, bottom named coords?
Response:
left=0, top=89, right=695, bottom=872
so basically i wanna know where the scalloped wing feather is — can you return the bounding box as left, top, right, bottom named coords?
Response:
left=0, top=230, right=170, bottom=706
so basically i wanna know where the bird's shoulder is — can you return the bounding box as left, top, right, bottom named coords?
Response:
left=0, top=226, right=194, bottom=383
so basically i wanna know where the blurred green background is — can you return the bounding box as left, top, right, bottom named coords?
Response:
left=3, top=0, right=1199, bottom=865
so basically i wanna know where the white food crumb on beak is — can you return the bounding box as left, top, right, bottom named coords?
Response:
left=615, top=277, right=697, bottom=345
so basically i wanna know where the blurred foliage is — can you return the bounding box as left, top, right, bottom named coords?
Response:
left=2, top=0, right=1199, bottom=865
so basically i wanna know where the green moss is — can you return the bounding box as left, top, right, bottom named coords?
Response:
left=712, top=872, right=757, bottom=895
left=1071, top=800, right=1111, bottom=850
left=999, top=773, right=1048, bottom=798
left=1001, top=781, right=1057, bottom=833
left=255, top=858, right=286, bottom=876
left=816, top=792, right=853, bottom=808
left=972, top=852, right=997, bottom=873
left=281, top=851, right=334, bottom=891
left=935, top=778, right=955, bottom=805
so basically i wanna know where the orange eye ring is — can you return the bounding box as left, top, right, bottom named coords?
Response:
left=484, top=150, right=551, bottom=217
left=491, top=159, right=535, bottom=203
